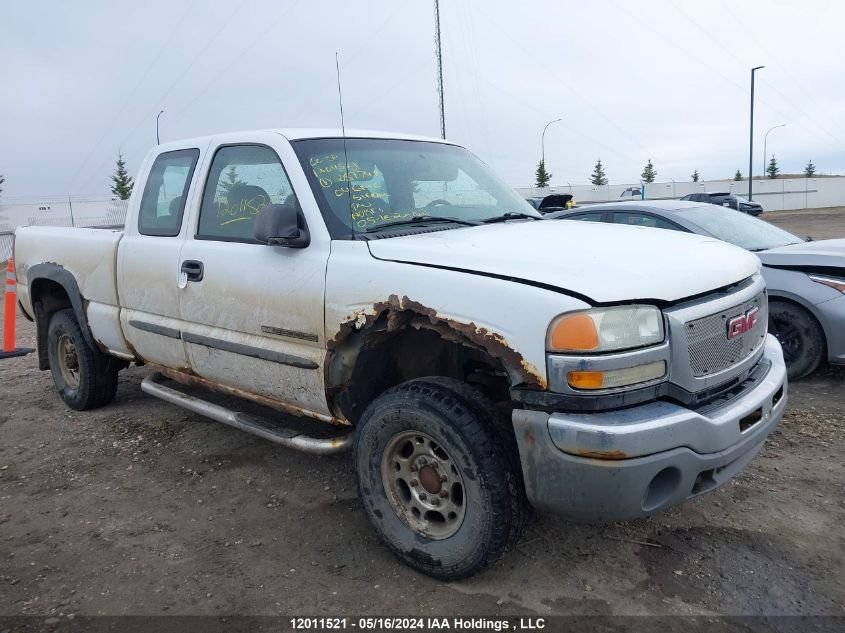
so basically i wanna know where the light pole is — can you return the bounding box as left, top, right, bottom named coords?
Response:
left=156, top=110, right=165, bottom=145
left=748, top=66, right=764, bottom=200
left=541, top=118, right=562, bottom=167
left=763, top=123, right=785, bottom=178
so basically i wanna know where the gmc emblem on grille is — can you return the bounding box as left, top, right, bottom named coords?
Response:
left=726, top=306, right=759, bottom=339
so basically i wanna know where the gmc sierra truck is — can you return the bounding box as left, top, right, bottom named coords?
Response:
left=13, top=129, right=787, bottom=579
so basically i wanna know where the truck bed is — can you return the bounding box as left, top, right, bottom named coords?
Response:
left=15, top=225, right=124, bottom=316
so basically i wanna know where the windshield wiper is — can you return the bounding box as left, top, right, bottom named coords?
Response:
left=364, top=216, right=479, bottom=233
left=482, top=211, right=542, bottom=224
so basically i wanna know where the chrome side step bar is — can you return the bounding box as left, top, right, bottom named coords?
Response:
left=140, top=372, right=352, bottom=455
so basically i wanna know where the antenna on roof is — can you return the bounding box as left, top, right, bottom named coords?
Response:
left=434, top=0, right=446, bottom=140
left=335, top=52, right=355, bottom=240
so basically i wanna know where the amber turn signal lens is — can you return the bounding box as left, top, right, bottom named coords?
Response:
left=567, top=371, right=605, bottom=389
left=567, top=361, right=667, bottom=390
left=549, top=313, right=599, bottom=351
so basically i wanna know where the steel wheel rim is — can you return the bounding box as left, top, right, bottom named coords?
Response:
left=57, top=333, right=80, bottom=389
left=380, top=430, right=467, bottom=540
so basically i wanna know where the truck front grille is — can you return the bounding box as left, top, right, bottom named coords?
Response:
left=686, top=293, right=767, bottom=377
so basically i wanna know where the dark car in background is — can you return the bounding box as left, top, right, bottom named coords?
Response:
left=549, top=200, right=845, bottom=379
left=681, top=192, right=763, bottom=216
left=526, top=193, right=574, bottom=214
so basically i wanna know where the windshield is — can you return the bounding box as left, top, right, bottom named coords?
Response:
left=292, top=138, right=539, bottom=238
left=678, top=205, right=803, bottom=251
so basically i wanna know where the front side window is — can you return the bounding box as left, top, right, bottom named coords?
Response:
left=198, top=144, right=298, bottom=241
left=566, top=212, right=603, bottom=222
left=613, top=212, right=678, bottom=231
left=138, top=149, right=199, bottom=236
left=292, top=138, right=538, bottom=238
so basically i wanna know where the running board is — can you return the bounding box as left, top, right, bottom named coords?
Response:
left=140, top=372, right=352, bottom=455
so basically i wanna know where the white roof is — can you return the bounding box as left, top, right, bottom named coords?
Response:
left=275, top=128, right=449, bottom=143
left=156, top=128, right=451, bottom=151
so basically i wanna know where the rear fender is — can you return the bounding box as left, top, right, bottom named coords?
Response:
left=27, top=263, right=97, bottom=370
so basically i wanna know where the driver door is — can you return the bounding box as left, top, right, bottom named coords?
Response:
left=177, top=139, right=331, bottom=416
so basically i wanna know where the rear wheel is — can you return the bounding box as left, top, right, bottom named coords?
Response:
left=47, top=309, right=119, bottom=410
left=768, top=301, right=825, bottom=380
left=354, top=377, right=526, bottom=580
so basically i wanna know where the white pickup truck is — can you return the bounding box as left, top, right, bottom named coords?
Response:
left=14, top=129, right=787, bottom=579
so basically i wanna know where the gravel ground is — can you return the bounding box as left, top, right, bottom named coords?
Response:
left=0, top=209, right=843, bottom=618
left=763, top=206, right=845, bottom=240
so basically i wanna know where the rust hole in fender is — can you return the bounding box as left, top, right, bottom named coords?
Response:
left=327, top=294, right=547, bottom=388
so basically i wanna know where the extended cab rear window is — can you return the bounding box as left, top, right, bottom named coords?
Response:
left=138, top=149, right=200, bottom=237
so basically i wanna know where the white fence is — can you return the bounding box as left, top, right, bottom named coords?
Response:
left=516, top=175, right=845, bottom=212
left=0, top=198, right=128, bottom=261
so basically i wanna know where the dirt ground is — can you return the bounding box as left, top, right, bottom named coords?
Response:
left=1, top=209, right=843, bottom=619
left=764, top=206, right=845, bottom=240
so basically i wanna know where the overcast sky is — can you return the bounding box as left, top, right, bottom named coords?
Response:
left=2, top=0, right=844, bottom=200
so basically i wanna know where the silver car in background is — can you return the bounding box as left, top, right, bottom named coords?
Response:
left=549, top=200, right=845, bottom=379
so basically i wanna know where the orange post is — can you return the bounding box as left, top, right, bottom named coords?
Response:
left=3, top=259, right=15, bottom=352
left=1, top=258, right=32, bottom=358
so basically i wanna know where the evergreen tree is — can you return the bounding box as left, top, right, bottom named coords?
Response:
left=766, top=155, right=780, bottom=179
left=804, top=160, right=816, bottom=177
left=110, top=153, right=134, bottom=200
left=220, top=165, right=247, bottom=199
left=691, top=169, right=700, bottom=182
left=641, top=159, right=656, bottom=183
left=534, top=160, right=552, bottom=189
left=590, top=159, right=608, bottom=186
left=734, top=169, right=743, bottom=181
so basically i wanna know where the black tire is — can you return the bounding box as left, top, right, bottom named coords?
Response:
left=354, top=377, right=526, bottom=580
left=768, top=301, right=825, bottom=380
left=47, top=309, right=119, bottom=410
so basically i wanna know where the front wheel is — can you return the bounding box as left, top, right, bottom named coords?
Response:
left=768, top=301, right=825, bottom=380
left=354, top=377, right=526, bottom=580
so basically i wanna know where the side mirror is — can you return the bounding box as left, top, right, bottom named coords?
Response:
left=253, top=204, right=310, bottom=248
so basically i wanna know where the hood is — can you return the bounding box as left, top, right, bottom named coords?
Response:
left=759, top=238, right=845, bottom=268
left=366, top=221, right=760, bottom=303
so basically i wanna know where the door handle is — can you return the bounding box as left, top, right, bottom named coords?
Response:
left=181, top=260, right=204, bottom=282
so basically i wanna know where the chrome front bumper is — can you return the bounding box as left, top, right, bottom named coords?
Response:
left=513, top=334, right=787, bottom=522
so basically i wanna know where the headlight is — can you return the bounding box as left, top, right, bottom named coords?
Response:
left=547, top=305, right=664, bottom=353
left=809, top=274, right=845, bottom=293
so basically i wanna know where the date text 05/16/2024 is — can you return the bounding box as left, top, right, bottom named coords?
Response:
left=289, top=617, right=547, bottom=630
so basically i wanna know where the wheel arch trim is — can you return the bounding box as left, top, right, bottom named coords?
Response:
left=27, top=263, right=97, bottom=369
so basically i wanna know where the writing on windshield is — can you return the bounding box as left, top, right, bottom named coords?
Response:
left=294, top=138, right=537, bottom=238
